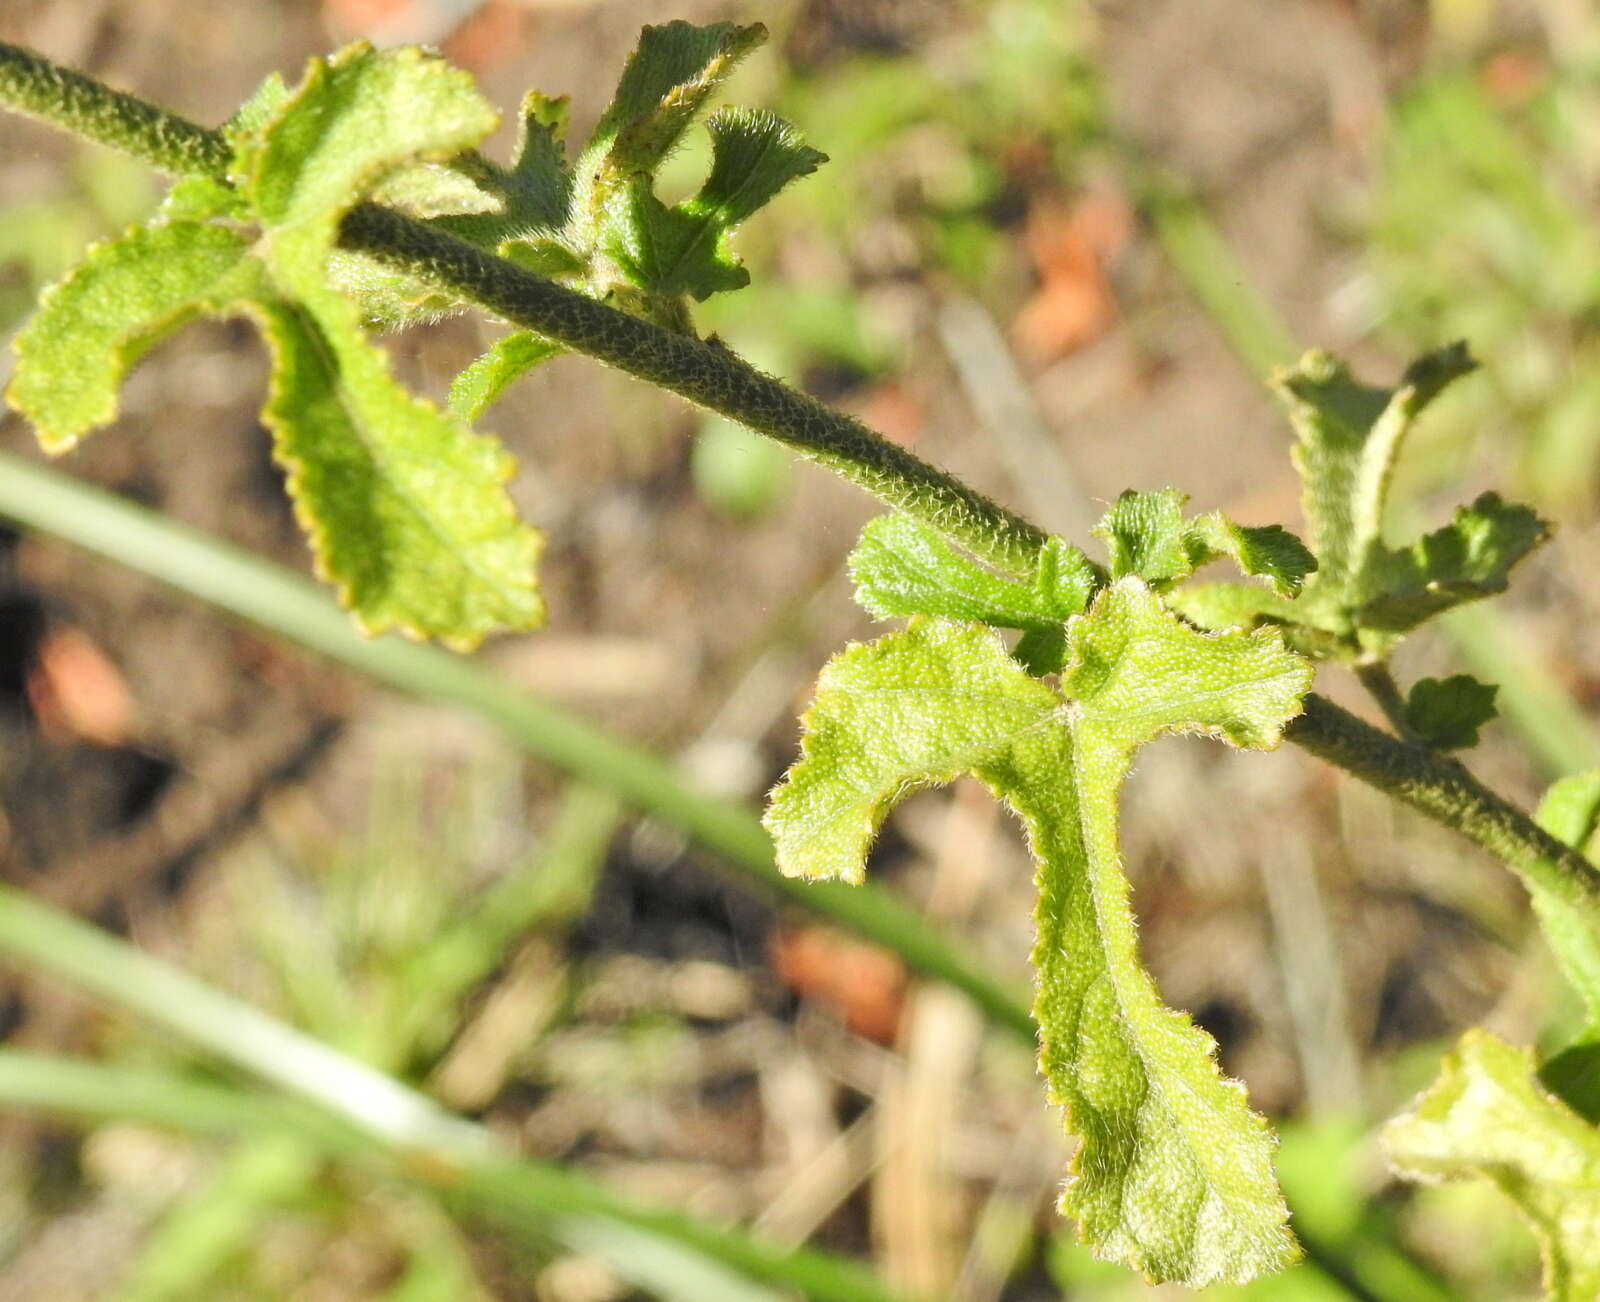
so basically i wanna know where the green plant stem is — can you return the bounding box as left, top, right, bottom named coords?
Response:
left=1, top=46, right=1596, bottom=986
left=0, top=450, right=1033, bottom=1044
left=1354, top=662, right=1416, bottom=741
left=0, top=40, right=1042, bottom=576
left=0, top=42, right=230, bottom=178
left=1287, top=694, right=1600, bottom=915
left=337, top=203, right=1047, bottom=575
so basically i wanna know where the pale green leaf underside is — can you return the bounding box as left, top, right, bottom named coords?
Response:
left=1385, top=1030, right=1600, bottom=1302
left=448, top=332, right=564, bottom=420
left=766, top=581, right=1308, bottom=1283
left=7, top=222, right=255, bottom=451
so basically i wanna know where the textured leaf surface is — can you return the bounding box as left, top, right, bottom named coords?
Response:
left=1095, top=490, right=1192, bottom=585
left=432, top=91, right=573, bottom=253
left=850, top=514, right=1096, bottom=636
left=766, top=581, right=1309, bottom=1283
left=1183, top=514, right=1316, bottom=596
left=1403, top=674, right=1497, bottom=750
left=1357, top=492, right=1549, bottom=632
left=243, top=44, right=543, bottom=644
left=1277, top=342, right=1476, bottom=592
left=577, top=21, right=763, bottom=186
left=448, top=332, right=564, bottom=420
left=252, top=294, right=543, bottom=647
left=1385, top=1030, right=1600, bottom=1302
left=244, top=43, right=497, bottom=235
left=765, top=619, right=1059, bottom=886
left=606, top=107, right=825, bottom=302
left=8, top=222, right=254, bottom=451
left=1094, top=491, right=1314, bottom=597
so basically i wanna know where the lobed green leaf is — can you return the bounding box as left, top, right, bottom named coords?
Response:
left=766, top=581, right=1309, bottom=1283
left=8, top=222, right=255, bottom=451
left=1385, top=1030, right=1600, bottom=1302
left=1356, top=492, right=1549, bottom=634
left=1276, top=342, right=1476, bottom=594
left=240, top=42, right=543, bottom=644
left=764, top=618, right=1060, bottom=885
left=1402, top=674, right=1497, bottom=750
left=606, top=107, right=826, bottom=303
left=251, top=291, right=544, bottom=648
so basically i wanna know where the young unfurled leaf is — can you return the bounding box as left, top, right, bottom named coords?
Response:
left=1184, top=348, right=1548, bottom=655
left=432, top=90, right=573, bottom=253
left=8, top=222, right=255, bottom=451
left=1357, top=492, right=1549, bottom=633
left=604, top=107, right=826, bottom=304
left=448, top=332, right=564, bottom=421
left=1403, top=674, right=1497, bottom=750
left=1184, top=513, right=1316, bottom=597
left=556, top=21, right=821, bottom=324
left=576, top=21, right=765, bottom=191
left=1092, top=490, right=1314, bottom=595
left=1094, top=489, right=1191, bottom=584
left=850, top=514, right=1097, bottom=640
left=1278, top=342, right=1477, bottom=593
left=1385, top=1030, right=1600, bottom=1302
left=766, top=582, right=1309, bottom=1283
left=1534, top=772, right=1600, bottom=1039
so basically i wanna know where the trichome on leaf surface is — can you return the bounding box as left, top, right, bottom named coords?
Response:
left=4, top=18, right=1600, bottom=1296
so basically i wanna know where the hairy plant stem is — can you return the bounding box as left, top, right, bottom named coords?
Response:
left=2, top=42, right=1597, bottom=915
left=1288, top=694, right=1600, bottom=913
left=0, top=42, right=231, bottom=178
left=1354, top=662, right=1417, bottom=742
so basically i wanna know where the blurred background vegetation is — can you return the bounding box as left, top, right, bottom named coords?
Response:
left=2, top=0, right=1599, bottom=1298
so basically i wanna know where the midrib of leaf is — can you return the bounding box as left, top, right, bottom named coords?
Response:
left=293, top=283, right=529, bottom=610
left=651, top=130, right=780, bottom=287
left=1063, top=725, right=1279, bottom=1267
left=1346, top=390, right=1411, bottom=585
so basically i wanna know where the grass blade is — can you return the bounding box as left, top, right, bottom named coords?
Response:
left=0, top=449, right=1033, bottom=1041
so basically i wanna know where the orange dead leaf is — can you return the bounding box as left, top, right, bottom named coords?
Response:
left=1011, top=189, right=1130, bottom=365
left=27, top=625, right=134, bottom=746
left=770, top=924, right=907, bottom=1045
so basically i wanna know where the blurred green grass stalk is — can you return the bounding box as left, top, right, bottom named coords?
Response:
left=0, top=893, right=928, bottom=1302
left=0, top=448, right=1034, bottom=1041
